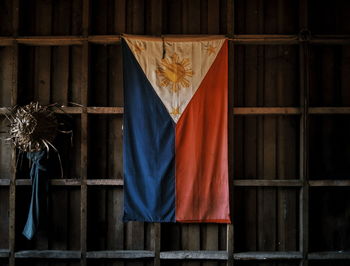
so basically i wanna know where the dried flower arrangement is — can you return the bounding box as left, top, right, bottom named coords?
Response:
left=5, top=102, right=60, bottom=153
left=3, top=101, right=71, bottom=240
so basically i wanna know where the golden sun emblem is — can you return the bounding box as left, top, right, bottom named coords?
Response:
left=156, top=53, right=194, bottom=93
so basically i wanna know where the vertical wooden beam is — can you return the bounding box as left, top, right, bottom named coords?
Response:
left=151, top=223, right=161, bottom=266
left=9, top=1, right=19, bottom=266
left=81, top=1, right=89, bottom=266
left=299, top=1, right=309, bottom=266
left=227, top=0, right=234, bottom=266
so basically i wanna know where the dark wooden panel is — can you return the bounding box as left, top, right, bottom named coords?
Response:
left=234, top=188, right=298, bottom=252
left=162, top=0, right=226, bottom=34
left=18, top=0, right=82, bottom=36
left=309, top=45, right=350, bottom=107
left=234, top=116, right=299, bottom=180
left=89, top=44, right=123, bottom=107
left=309, top=0, right=350, bottom=34
left=0, top=0, right=13, bottom=36
left=0, top=117, right=12, bottom=180
left=0, top=47, right=13, bottom=107
left=17, top=45, right=83, bottom=106
left=87, top=115, right=123, bottom=179
left=309, top=188, right=350, bottom=252
left=234, top=0, right=299, bottom=34
left=309, top=115, right=350, bottom=180
left=0, top=188, right=9, bottom=249
left=234, top=45, right=299, bottom=107
left=87, top=187, right=125, bottom=251
left=15, top=187, right=80, bottom=251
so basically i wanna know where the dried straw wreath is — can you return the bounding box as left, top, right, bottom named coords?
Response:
left=5, top=102, right=60, bottom=153
left=4, top=102, right=72, bottom=175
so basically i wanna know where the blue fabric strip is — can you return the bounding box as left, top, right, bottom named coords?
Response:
left=23, top=151, right=48, bottom=240
left=122, top=40, right=175, bottom=222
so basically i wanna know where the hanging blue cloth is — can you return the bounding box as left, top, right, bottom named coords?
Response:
left=22, top=150, right=48, bottom=240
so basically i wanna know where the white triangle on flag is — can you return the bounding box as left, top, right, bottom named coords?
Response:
left=124, top=35, right=225, bottom=123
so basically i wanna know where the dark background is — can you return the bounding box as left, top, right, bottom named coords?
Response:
left=0, top=0, right=350, bottom=265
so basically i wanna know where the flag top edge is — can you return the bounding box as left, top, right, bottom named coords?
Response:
left=122, top=34, right=226, bottom=42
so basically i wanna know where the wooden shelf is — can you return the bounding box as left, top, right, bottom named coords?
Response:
left=0, top=249, right=9, bottom=258
left=1, top=35, right=349, bottom=46
left=234, top=251, right=303, bottom=260
left=15, top=250, right=81, bottom=259
left=233, top=180, right=302, bottom=187
left=3, top=107, right=350, bottom=116
left=160, top=251, right=228, bottom=260
left=308, top=251, right=350, bottom=260
left=87, top=250, right=155, bottom=259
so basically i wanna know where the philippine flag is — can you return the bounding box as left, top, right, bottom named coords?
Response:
left=122, top=35, right=230, bottom=223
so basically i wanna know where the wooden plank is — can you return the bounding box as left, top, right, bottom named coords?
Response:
left=309, top=180, right=350, bottom=187
left=87, top=250, right=155, bottom=259
left=0, top=38, right=13, bottom=46
left=233, top=251, right=303, bottom=260
left=308, top=251, right=350, bottom=260
left=309, top=107, right=350, bottom=114
left=80, top=1, right=89, bottom=265
left=0, top=249, right=9, bottom=258
left=233, top=180, right=302, bottom=187
left=1, top=35, right=350, bottom=46
left=234, top=107, right=301, bottom=115
left=13, top=106, right=350, bottom=115
left=16, top=179, right=81, bottom=186
left=0, top=180, right=10, bottom=186
left=160, top=251, right=228, bottom=260
left=9, top=2, right=18, bottom=265
left=15, top=250, right=81, bottom=259
left=87, top=179, right=123, bottom=186
left=151, top=223, right=161, bottom=266
left=0, top=188, right=9, bottom=251
left=51, top=47, right=69, bottom=105
left=0, top=48, right=13, bottom=107
left=87, top=107, right=124, bottom=114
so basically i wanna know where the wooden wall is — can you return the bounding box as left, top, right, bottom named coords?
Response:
left=0, top=0, right=350, bottom=266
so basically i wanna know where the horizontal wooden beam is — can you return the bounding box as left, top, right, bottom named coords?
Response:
left=3, top=107, right=350, bottom=116
left=15, top=250, right=81, bottom=259
left=0, top=249, right=9, bottom=258
left=86, top=179, right=123, bottom=186
left=311, top=35, right=350, bottom=45
left=17, top=36, right=84, bottom=46
left=87, top=250, right=155, bottom=259
left=7, top=250, right=350, bottom=260
left=234, top=107, right=301, bottom=115
left=309, top=107, right=350, bottom=114
left=160, top=251, right=228, bottom=260
left=308, top=251, right=350, bottom=260
left=12, top=179, right=350, bottom=187
left=229, top=35, right=299, bottom=45
left=0, top=35, right=350, bottom=46
left=309, top=180, right=350, bottom=187
left=87, top=107, right=123, bottom=114
left=233, top=179, right=302, bottom=187
left=16, top=179, right=81, bottom=186
left=234, top=251, right=303, bottom=260
left=0, top=179, right=10, bottom=186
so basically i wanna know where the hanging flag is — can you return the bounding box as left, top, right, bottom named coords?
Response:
left=122, top=35, right=230, bottom=223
